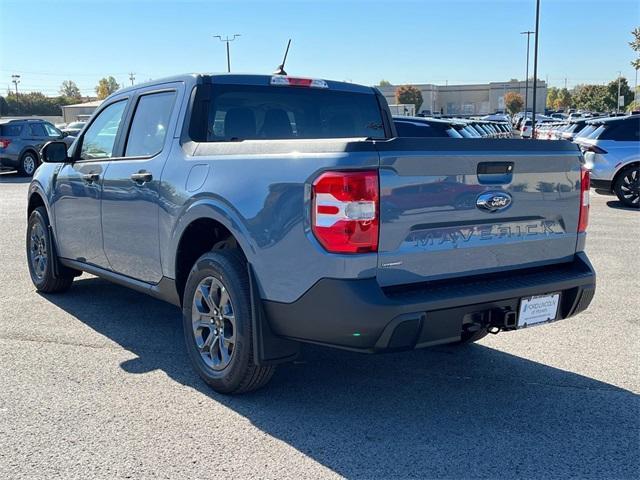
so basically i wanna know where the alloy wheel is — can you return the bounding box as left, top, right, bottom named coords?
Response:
left=23, top=155, right=36, bottom=175
left=618, top=168, right=640, bottom=206
left=191, top=276, right=236, bottom=371
left=29, top=222, right=47, bottom=280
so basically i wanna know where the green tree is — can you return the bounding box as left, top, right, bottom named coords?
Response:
left=0, top=95, right=8, bottom=116
left=546, top=87, right=559, bottom=109
left=3, top=92, right=76, bottom=116
left=59, top=80, right=82, bottom=100
left=504, top=91, right=524, bottom=115
left=606, top=77, right=633, bottom=110
left=555, top=88, right=572, bottom=110
left=395, top=85, right=423, bottom=112
left=378, top=80, right=392, bottom=87
left=630, top=27, right=640, bottom=70
left=95, top=76, right=120, bottom=100
left=573, top=84, right=610, bottom=112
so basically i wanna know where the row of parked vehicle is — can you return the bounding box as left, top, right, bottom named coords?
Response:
left=524, top=114, right=639, bottom=208
left=394, top=116, right=513, bottom=139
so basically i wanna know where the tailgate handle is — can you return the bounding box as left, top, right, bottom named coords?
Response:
left=477, top=162, right=514, bottom=184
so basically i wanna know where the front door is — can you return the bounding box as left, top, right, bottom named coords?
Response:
left=53, top=99, right=129, bottom=266
left=101, top=87, right=180, bottom=283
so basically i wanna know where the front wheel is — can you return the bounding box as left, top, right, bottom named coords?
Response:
left=26, top=207, right=75, bottom=292
left=613, top=165, right=640, bottom=208
left=182, top=250, right=275, bottom=394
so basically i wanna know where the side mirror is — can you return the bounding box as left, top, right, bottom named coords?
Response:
left=41, top=141, right=70, bottom=163
left=61, top=131, right=69, bottom=138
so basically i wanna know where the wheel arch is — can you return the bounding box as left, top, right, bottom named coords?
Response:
left=612, top=160, right=640, bottom=187
left=172, top=201, right=254, bottom=305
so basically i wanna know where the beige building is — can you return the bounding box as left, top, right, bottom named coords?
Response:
left=61, top=100, right=102, bottom=123
left=377, top=80, right=546, bottom=116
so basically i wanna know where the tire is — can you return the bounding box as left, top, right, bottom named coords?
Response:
left=26, top=207, right=74, bottom=293
left=613, top=165, right=640, bottom=208
left=18, top=151, right=39, bottom=177
left=182, top=250, right=275, bottom=394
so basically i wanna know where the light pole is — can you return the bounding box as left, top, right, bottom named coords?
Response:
left=520, top=31, right=534, bottom=120
left=214, top=34, right=241, bottom=73
left=531, top=0, right=541, bottom=139
left=11, top=74, right=20, bottom=96
left=617, top=71, right=622, bottom=113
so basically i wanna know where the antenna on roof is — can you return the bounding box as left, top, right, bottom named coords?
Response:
left=273, top=39, right=291, bottom=76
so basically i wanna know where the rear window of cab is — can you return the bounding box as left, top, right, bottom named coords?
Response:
left=189, top=83, right=386, bottom=142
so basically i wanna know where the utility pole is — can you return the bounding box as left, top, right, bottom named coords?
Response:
left=129, top=72, right=136, bottom=86
left=564, top=77, right=567, bottom=90
left=213, top=34, right=241, bottom=73
left=11, top=74, right=20, bottom=96
left=531, top=0, right=541, bottom=139
left=520, top=31, right=534, bottom=120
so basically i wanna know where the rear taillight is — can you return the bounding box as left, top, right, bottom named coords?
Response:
left=578, top=167, right=590, bottom=233
left=312, top=170, right=379, bottom=253
left=0, top=138, right=11, bottom=149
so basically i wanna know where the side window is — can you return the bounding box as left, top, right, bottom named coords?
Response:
left=80, top=100, right=127, bottom=160
left=603, top=119, right=640, bottom=141
left=43, top=123, right=61, bottom=137
left=29, top=124, right=47, bottom=136
left=125, top=91, right=176, bottom=157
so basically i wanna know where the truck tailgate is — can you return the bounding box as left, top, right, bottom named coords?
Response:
left=375, top=138, right=583, bottom=287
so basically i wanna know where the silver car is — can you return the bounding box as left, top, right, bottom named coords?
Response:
left=579, top=115, right=640, bottom=208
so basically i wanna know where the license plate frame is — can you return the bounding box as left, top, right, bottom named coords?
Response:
left=517, top=293, right=561, bottom=328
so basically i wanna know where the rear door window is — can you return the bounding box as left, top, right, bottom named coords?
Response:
left=125, top=91, right=177, bottom=157
left=196, top=84, right=385, bottom=141
left=29, top=124, right=47, bottom=137
left=599, top=118, right=640, bottom=141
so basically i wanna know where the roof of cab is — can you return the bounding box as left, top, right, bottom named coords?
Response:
left=113, top=73, right=375, bottom=96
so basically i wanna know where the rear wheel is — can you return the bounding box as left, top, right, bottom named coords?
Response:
left=18, top=151, right=38, bottom=177
left=26, top=207, right=75, bottom=292
left=613, top=165, right=640, bottom=208
left=182, top=250, right=275, bottom=394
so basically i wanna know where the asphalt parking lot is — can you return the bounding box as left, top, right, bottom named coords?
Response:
left=0, top=170, right=638, bottom=479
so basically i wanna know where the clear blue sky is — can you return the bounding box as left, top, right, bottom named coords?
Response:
left=1, top=0, right=638, bottom=96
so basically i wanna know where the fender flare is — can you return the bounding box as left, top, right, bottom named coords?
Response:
left=166, top=197, right=257, bottom=279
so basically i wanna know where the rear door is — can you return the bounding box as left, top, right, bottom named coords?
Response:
left=375, top=138, right=582, bottom=287
left=100, top=84, right=182, bottom=283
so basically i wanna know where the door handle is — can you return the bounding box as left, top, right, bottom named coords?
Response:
left=82, top=173, right=100, bottom=184
left=130, top=171, right=153, bottom=185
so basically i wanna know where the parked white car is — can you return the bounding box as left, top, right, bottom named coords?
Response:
left=579, top=115, right=640, bottom=208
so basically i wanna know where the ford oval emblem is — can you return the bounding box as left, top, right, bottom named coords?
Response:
left=476, top=191, right=512, bottom=212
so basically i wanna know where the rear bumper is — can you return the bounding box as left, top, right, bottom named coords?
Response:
left=263, top=253, right=596, bottom=352
left=0, top=155, right=19, bottom=168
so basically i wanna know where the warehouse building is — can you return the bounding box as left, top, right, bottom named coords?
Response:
left=377, top=80, right=547, bottom=116
left=61, top=100, right=102, bottom=123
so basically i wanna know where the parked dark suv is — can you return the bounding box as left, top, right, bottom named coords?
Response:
left=0, top=119, right=74, bottom=176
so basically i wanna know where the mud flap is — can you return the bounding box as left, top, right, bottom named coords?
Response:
left=248, top=264, right=300, bottom=366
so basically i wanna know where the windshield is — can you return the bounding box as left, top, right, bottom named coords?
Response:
left=192, top=84, right=386, bottom=141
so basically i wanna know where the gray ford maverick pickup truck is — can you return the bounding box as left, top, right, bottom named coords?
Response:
left=27, top=74, right=595, bottom=393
